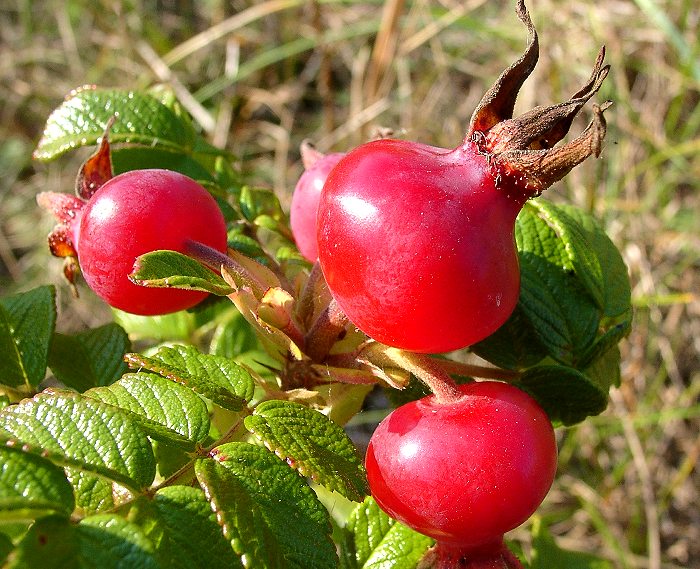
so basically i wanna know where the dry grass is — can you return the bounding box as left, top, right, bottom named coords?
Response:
left=1, top=1, right=698, bottom=567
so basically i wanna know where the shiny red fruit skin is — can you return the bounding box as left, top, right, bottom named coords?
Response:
left=365, top=381, right=557, bottom=549
left=75, top=169, right=227, bottom=315
left=290, top=152, right=345, bottom=261
left=316, top=138, right=525, bottom=353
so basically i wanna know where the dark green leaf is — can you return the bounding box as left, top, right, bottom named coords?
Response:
left=0, top=446, right=75, bottom=519
left=516, top=365, right=608, bottom=426
left=130, top=250, right=234, bottom=296
left=245, top=400, right=369, bottom=501
left=148, top=486, right=243, bottom=569
left=77, top=514, right=159, bottom=569
left=341, top=496, right=433, bottom=569
left=126, top=344, right=254, bottom=411
left=195, top=442, right=337, bottom=569
left=85, top=372, right=210, bottom=449
left=0, top=532, right=11, bottom=565
left=34, top=87, right=195, bottom=161
left=0, top=286, right=56, bottom=388
left=471, top=304, right=548, bottom=370
left=48, top=323, right=130, bottom=391
left=111, top=146, right=214, bottom=181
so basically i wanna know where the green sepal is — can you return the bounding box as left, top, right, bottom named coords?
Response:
left=130, top=250, right=234, bottom=296
left=195, top=442, right=338, bottom=569
left=48, top=323, right=130, bottom=391
left=245, top=400, right=369, bottom=501
left=125, top=344, right=255, bottom=412
left=340, top=496, right=433, bottom=569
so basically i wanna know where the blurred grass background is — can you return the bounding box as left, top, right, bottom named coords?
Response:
left=1, top=0, right=698, bottom=567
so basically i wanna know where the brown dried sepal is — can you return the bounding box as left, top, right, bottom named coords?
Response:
left=468, top=0, right=611, bottom=195
left=75, top=116, right=115, bottom=200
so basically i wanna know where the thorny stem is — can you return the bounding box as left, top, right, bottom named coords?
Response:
left=362, top=344, right=462, bottom=404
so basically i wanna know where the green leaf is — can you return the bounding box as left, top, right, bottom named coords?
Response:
left=0, top=532, right=11, bottom=565
left=239, top=186, right=286, bottom=224
left=515, top=203, right=600, bottom=366
left=528, top=200, right=605, bottom=309
left=148, top=486, right=244, bottom=569
left=0, top=391, right=156, bottom=501
left=34, top=87, right=195, bottom=162
left=584, top=344, right=623, bottom=394
left=0, top=446, right=75, bottom=519
left=341, top=496, right=433, bottom=569
left=471, top=304, right=548, bottom=370
left=529, top=518, right=613, bottom=568
left=126, top=344, right=254, bottom=412
left=245, top=400, right=369, bottom=501
left=111, top=146, right=214, bottom=182
left=77, top=514, right=159, bottom=569
left=48, top=323, right=130, bottom=391
left=516, top=365, right=608, bottom=426
left=113, top=310, right=196, bottom=343
left=130, top=250, right=234, bottom=296
left=85, top=372, right=210, bottom=450
left=7, top=515, right=78, bottom=569
left=0, top=286, right=56, bottom=388
left=195, top=442, right=337, bottom=569
left=558, top=204, right=632, bottom=320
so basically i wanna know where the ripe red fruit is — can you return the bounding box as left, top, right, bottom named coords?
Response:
left=77, top=169, right=227, bottom=315
left=290, top=142, right=345, bottom=261
left=317, top=2, right=609, bottom=353
left=365, top=381, right=557, bottom=551
left=40, top=169, right=228, bottom=315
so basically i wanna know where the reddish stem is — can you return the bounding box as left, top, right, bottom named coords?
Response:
left=433, top=540, right=524, bottom=569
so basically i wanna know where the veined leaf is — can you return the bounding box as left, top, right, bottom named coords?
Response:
left=34, top=87, right=195, bottom=162
left=130, top=250, right=234, bottom=296
left=528, top=200, right=605, bottom=310
left=48, top=323, right=130, bottom=391
left=125, top=344, right=254, bottom=412
left=147, top=486, right=244, bottom=569
left=245, top=400, right=369, bottom=501
left=515, top=203, right=600, bottom=366
left=76, top=514, right=160, bottom=569
left=196, top=442, right=337, bottom=569
left=0, top=446, right=75, bottom=519
left=85, top=372, right=210, bottom=449
left=0, top=391, right=156, bottom=496
left=516, top=365, right=608, bottom=426
left=340, top=496, right=433, bottom=569
left=0, top=285, right=56, bottom=388
left=7, top=515, right=78, bottom=569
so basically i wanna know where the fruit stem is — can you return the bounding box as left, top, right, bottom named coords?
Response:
left=423, top=539, right=524, bottom=569
left=362, top=344, right=462, bottom=404
left=304, top=298, right=350, bottom=362
left=429, top=358, right=521, bottom=382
